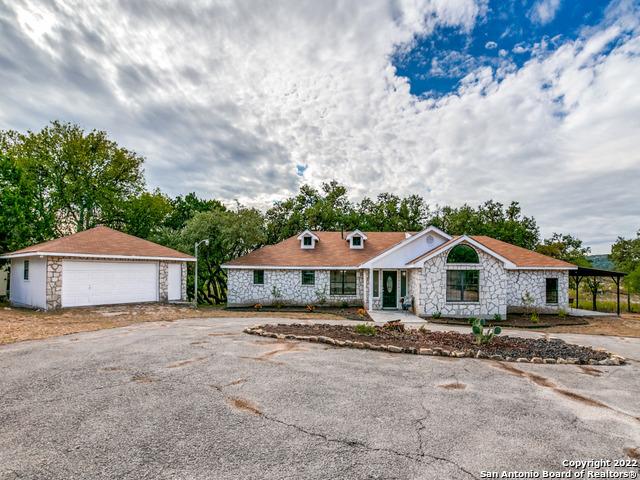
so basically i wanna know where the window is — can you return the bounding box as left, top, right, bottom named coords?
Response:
left=352, top=236, right=361, bottom=247
left=23, top=260, right=29, bottom=281
left=447, top=244, right=479, bottom=264
left=373, top=270, right=379, bottom=297
left=253, top=270, right=264, bottom=285
left=546, top=278, right=558, bottom=304
left=301, top=270, right=315, bottom=285
left=400, top=270, right=407, bottom=297
left=330, top=270, right=357, bottom=295
left=446, top=270, right=479, bottom=302
left=303, top=236, right=312, bottom=246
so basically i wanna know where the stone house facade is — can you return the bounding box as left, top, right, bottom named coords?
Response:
left=224, top=227, right=576, bottom=318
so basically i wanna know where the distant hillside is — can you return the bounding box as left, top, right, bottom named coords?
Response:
left=588, top=254, right=615, bottom=270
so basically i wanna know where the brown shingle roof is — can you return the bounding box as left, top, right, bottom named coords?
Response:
left=225, top=231, right=410, bottom=267
left=3, top=226, right=194, bottom=260
left=408, top=235, right=575, bottom=268
left=471, top=236, right=575, bottom=268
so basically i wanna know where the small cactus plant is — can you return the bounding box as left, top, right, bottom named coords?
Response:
left=469, top=318, right=502, bottom=345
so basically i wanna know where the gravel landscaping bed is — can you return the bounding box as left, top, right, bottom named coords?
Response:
left=244, top=323, right=626, bottom=365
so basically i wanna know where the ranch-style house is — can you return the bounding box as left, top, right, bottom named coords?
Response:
left=223, top=227, right=576, bottom=318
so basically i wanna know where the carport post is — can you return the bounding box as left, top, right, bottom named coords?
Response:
left=194, top=239, right=209, bottom=307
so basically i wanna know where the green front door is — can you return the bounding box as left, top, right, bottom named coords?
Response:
left=382, top=271, right=397, bottom=308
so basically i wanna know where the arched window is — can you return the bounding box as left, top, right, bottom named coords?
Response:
left=447, top=244, right=479, bottom=264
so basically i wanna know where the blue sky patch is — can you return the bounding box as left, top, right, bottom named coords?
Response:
left=393, top=0, right=611, bottom=96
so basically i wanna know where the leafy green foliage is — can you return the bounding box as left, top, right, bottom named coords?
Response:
left=469, top=318, right=502, bottom=345
left=493, top=313, right=502, bottom=321
left=535, top=233, right=591, bottom=266
left=432, top=311, right=442, bottom=319
left=354, top=323, right=377, bottom=336
left=431, top=200, right=539, bottom=250
left=1, top=121, right=144, bottom=239
left=611, top=230, right=640, bottom=294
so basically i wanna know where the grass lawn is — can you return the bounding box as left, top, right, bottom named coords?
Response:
left=0, top=303, right=347, bottom=346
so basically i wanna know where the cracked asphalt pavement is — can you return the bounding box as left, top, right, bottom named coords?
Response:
left=1, top=317, right=639, bottom=479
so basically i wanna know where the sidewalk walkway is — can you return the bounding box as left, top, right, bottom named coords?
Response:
left=368, top=309, right=426, bottom=324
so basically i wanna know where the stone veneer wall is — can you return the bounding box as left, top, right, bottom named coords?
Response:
left=418, top=249, right=508, bottom=318
left=506, top=270, right=569, bottom=313
left=46, top=257, right=63, bottom=310
left=181, top=262, right=188, bottom=301
left=227, top=269, right=365, bottom=306
left=158, top=261, right=169, bottom=302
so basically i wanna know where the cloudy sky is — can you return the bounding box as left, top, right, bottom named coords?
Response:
left=1, top=0, right=639, bottom=252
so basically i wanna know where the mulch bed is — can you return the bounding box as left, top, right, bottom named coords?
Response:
left=244, top=323, right=625, bottom=365
left=426, top=315, right=590, bottom=329
left=226, top=306, right=372, bottom=321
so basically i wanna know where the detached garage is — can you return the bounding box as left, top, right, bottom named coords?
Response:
left=1, top=226, right=195, bottom=310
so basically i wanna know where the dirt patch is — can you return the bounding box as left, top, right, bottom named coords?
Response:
left=241, top=340, right=307, bottom=363
left=131, top=373, right=156, bottom=383
left=439, top=382, right=466, bottom=390
left=256, top=323, right=614, bottom=364
left=228, top=397, right=262, bottom=415
left=578, top=366, right=604, bottom=377
left=223, top=378, right=246, bottom=387
left=0, top=303, right=347, bottom=346
left=555, top=389, right=609, bottom=408
left=624, top=447, right=640, bottom=459
left=166, top=356, right=208, bottom=368
left=101, top=366, right=125, bottom=372
left=190, top=340, right=208, bottom=345
left=545, top=313, right=640, bottom=338
left=493, top=362, right=557, bottom=388
left=207, top=333, right=238, bottom=337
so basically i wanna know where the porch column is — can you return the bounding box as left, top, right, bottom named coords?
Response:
left=368, top=268, right=373, bottom=311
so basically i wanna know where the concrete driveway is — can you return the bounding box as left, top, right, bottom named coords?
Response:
left=1, top=317, right=639, bottom=480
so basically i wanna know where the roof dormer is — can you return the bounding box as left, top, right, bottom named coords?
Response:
left=346, top=229, right=367, bottom=249
left=297, top=230, right=319, bottom=249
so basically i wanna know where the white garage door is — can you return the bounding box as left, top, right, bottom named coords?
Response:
left=168, top=263, right=181, bottom=301
left=62, top=260, right=158, bottom=307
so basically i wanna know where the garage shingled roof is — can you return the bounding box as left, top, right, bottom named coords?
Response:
left=1, top=226, right=195, bottom=260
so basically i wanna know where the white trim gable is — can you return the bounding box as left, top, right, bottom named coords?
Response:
left=404, top=235, right=517, bottom=269
left=360, top=226, right=452, bottom=269
left=297, top=229, right=319, bottom=249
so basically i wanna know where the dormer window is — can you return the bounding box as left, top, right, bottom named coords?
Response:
left=346, top=229, right=367, bottom=249
left=297, top=229, right=319, bottom=249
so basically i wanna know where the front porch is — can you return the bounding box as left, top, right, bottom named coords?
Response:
left=364, top=268, right=415, bottom=311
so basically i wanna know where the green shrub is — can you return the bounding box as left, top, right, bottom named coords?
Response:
left=340, top=301, right=349, bottom=309
left=354, top=323, right=377, bottom=336
left=493, top=313, right=502, bottom=322
left=432, top=311, right=442, bottom=319
left=557, top=308, right=567, bottom=318
left=470, top=318, right=502, bottom=345
left=530, top=311, right=539, bottom=323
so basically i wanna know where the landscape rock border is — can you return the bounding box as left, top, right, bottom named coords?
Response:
left=243, top=324, right=626, bottom=366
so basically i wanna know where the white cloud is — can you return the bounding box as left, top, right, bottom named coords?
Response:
left=529, top=0, right=562, bottom=25
left=485, top=41, right=498, bottom=49
left=0, top=0, right=639, bottom=252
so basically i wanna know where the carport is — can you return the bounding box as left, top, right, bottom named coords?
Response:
left=569, top=266, right=626, bottom=316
